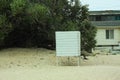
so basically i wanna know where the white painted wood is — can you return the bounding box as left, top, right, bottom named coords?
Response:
left=95, top=28, right=120, bottom=45
left=56, top=31, right=81, bottom=57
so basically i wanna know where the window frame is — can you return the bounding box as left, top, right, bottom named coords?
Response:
left=106, top=29, right=114, bottom=39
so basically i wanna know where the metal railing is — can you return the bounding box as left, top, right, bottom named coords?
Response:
left=91, top=21, right=120, bottom=26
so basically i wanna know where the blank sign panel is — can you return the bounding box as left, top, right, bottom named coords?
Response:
left=56, top=31, right=81, bottom=56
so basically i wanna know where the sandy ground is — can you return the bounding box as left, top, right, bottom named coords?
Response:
left=0, top=48, right=120, bottom=80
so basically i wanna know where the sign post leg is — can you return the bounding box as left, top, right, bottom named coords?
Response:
left=78, top=56, right=80, bottom=66
left=56, top=56, right=58, bottom=66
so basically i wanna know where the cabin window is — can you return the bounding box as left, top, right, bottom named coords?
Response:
left=106, top=29, right=114, bottom=39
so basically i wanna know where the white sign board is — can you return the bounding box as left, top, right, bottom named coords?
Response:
left=56, top=31, right=81, bottom=56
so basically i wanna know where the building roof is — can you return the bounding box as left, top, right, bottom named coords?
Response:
left=89, top=10, right=120, bottom=15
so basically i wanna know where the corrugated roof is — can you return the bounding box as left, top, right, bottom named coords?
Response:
left=89, top=10, right=120, bottom=15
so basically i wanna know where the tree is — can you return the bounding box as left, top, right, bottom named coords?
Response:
left=0, top=15, right=12, bottom=48
left=5, top=0, right=51, bottom=47
left=0, top=0, right=96, bottom=52
left=61, top=0, right=97, bottom=52
left=80, top=19, right=96, bottom=52
left=80, top=5, right=97, bottom=52
left=4, top=0, right=30, bottom=47
left=26, top=3, right=51, bottom=47
left=0, top=0, right=13, bottom=48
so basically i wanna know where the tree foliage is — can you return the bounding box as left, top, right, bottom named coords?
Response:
left=27, top=4, right=49, bottom=22
left=0, top=15, right=12, bottom=47
left=10, top=0, right=28, bottom=16
left=80, top=19, right=96, bottom=52
left=0, top=0, right=97, bottom=52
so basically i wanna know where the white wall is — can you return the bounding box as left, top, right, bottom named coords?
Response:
left=95, top=27, right=120, bottom=45
left=119, top=29, right=120, bottom=41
